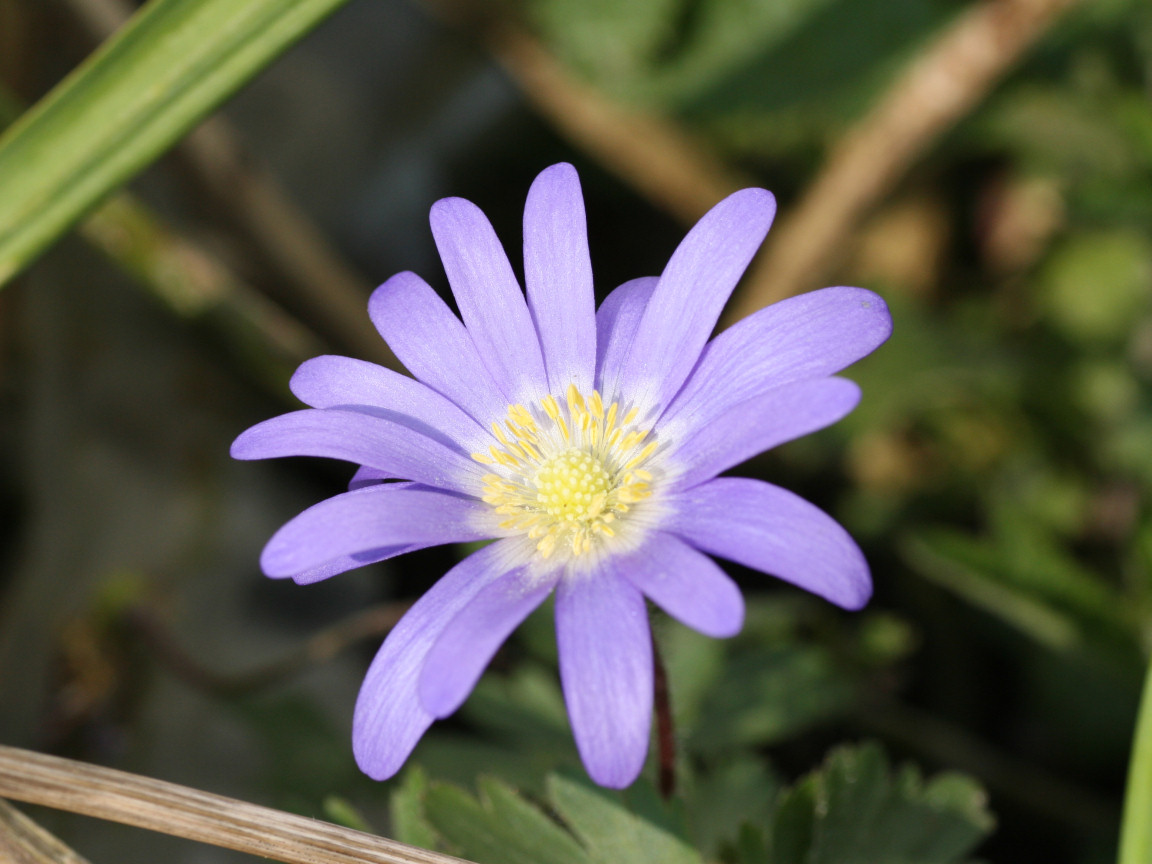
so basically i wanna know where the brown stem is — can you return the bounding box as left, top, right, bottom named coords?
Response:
left=723, top=0, right=1082, bottom=323
left=421, top=0, right=749, bottom=226
left=0, top=746, right=471, bottom=864
left=651, top=632, right=676, bottom=799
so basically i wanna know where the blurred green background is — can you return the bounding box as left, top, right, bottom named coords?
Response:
left=1, top=0, right=1151, bottom=862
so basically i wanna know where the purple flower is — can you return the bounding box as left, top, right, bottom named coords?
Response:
left=232, top=163, right=892, bottom=788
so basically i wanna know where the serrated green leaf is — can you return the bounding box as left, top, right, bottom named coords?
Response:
left=389, top=767, right=439, bottom=851
left=766, top=743, right=994, bottom=864
left=0, top=0, right=354, bottom=286
left=766, top=775, right=817, bottom=864
left=684, top=757, right=781, bottom=855
left=547, top=774, right=702, bottom=864
left=736, top=822, right=771, bottom=864
left=424, top=777, right=591, bottom=864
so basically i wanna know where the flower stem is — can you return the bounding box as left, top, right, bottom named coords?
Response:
left=651, top=634, right=676, bottom=799
left=1119, top=657, right=1152, bottom=864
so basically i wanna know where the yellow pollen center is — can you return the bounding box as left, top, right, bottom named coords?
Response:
left=472, top=384, right=659, bottom=559
left=533, top=449, right=611, bottom=522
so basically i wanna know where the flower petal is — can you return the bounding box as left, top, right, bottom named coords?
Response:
left=661, top=286, right=892, bottom=430
left=664, top=377, right=861, bottom=489
left=524, top=163, right=596, bottom=394
left=419, top=568, right=559, bottom=718
left=288, top=544, right=423, bottom=585
left=595, top=277, right=657, bottom=399
left=349, top=465, right=388, bottom=490
left=619, top=188, right=776, bottom=417
left=291, top=355, right=488, bottom=453
left=231, top=408, right=483, bottom=493
left=353, top=540, right=521, bottom=780
left=260, top=484, right=494, bottom=578
left=617, top=534, right=744, bottom=638
left=368, top=271, right=506, bottom=426
left=288, top=482, right=425, bottom=579
left=666, top=477, right=871, bottom=610
left=430, top=196, right=548, bottom=402
left=556, top=570, right=652, bottom=788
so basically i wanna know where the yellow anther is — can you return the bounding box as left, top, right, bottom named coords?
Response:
left=623, top=441, right=659, bottom=471
left=588, top=390, right=604, bottom=420
left=490, top=446, right=519, bottom=467
left=619, top=430, right=645, bottom=451
left=537, top=534, right=558, bottom=558
left=605, top=402, right=618, bottom=433
left=491, top=422, right=513, bottom=447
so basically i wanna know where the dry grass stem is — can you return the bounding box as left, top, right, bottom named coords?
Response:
left=488, top=22, right=751, bottom=225
left=421, top=0, right=751, bottom=225
left=0, top=799, right=92, bottom=864
left=0, top=746, right=474, bottom=864
left=725, top=0, right=1082, bottom=324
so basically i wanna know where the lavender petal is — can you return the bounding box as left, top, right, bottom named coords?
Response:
left=618, top=534, right=744, bottom=638
left=664, top=377, right=861, bottom=489
left=419, top=568, right=559, bottom=718
left=667, top=477, right=871, bottom=610
left=260, top=484, right=494, bottom=578
left=620, top=188, right=776, bottom=418
left=595, top=277, right=657, bottom=401
left=353, top=540, right=520, bottom=780
left=431, top=197, right=548, bottom=402
left=556, top=570, right=652, bottom=788
left=289, top=544, right=424, bottom=585
left=368, top=271, right=507, bottom=426
left=661, top=286, right=892, bottom=430
left=291, top=355, right=488, bottom=453
left=349, top=465, right=389, bottom=490
left=524, top=163, right=596, bottom=394
left=230, top=408, right=484, bottom=493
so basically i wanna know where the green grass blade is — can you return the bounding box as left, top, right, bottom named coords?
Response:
left=0, top=0, right=354, bottom=286
left=1119, top=658, right=1152, bottom=864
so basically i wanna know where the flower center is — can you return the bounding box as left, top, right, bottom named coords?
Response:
left=473, top=384, right=658, bottom=559
left=533, top=449, right=611, bottom=522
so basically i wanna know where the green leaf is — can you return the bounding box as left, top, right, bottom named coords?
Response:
left=321, top=796, right=373, bottom=833
left=423, top=776, right=592, bottom=864
left=687, top=644, right=854, bottom=754
left=766, top=743, right=994, bottom=864
left=0, top=0, right=354, bottom=286
left=546, top=774, right=703, bottom=864
left=684, top=757, right=782, bottom=856
left=389, top=767, right=439, bottom=851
